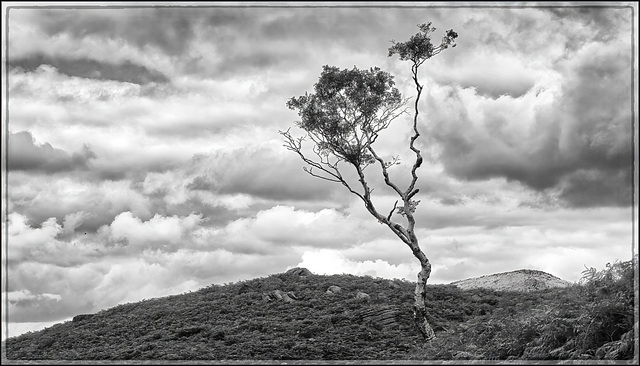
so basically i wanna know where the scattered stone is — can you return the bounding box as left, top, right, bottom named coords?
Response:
left=272, top=290, right=284, bottom=300
left=326, top=285, right=342, bottom=294
left=263, top=289, right=297, bottom=303
left=72, top=314, right=94, bottom=322
left=174, top=326, right=205, bottom=338
left=355, top=291, right=370, bottom=300
left=285, top=267, right=313, bottom=276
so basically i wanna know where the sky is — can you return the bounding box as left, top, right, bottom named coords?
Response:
left=1, top=2, right=637, bottom=340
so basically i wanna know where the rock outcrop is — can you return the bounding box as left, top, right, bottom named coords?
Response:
left=285, top=267, right=313, bottom=276
left=357, top=305, right=402, bottom=329
left=450, top=269, right=570, bottom=292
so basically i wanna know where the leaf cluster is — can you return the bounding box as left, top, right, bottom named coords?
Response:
left=286, top=65, right=405, bottom=167
left=388, top=22, right=458, bottom=66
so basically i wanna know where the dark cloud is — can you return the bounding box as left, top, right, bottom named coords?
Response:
left=544, top=7, right=632, bottom=43
left=9, top=54, right=169, bottom=85
left=195, top=8, right=446, bottom=78
left=8, top=131, right=96, bottom=174
left=558, top=169, right=632, bottom=208
left=32, top=8, right=198, bottom=56
left=425, top=16, right=633, bottom=208
left=189, top=147, right=341, bottom=202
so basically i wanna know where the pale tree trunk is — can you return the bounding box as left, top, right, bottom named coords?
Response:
left=403, top=232, right=436, bottom=341
left=414, top=260, right=436, bottom=341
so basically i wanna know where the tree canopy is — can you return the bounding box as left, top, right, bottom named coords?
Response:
left=286, top=65, right=406, bottom=168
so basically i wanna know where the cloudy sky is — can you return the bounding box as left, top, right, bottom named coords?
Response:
left=2, top=3, right=637, bottom=340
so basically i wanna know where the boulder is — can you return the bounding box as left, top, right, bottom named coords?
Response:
left=174, top=326, right=205, bottom=338
left=355, top=291, right=370, bottom=300
left=357, top=305, right=401, bottom=329
left=326, top=285, right=342, bottom=294
left=285, top=267, right=313, bottom=276
left=272, top=290, right=284, bottom=300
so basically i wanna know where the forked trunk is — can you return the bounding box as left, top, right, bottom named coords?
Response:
left=414, top=261, right=436, bottom=341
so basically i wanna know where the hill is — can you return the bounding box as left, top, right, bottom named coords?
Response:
left=3, top=262, right=636, bottom=362
left=449, top=269, right=571, bottom=292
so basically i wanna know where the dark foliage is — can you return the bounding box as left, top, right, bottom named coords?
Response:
left=4, top=260, right=636, bottom=361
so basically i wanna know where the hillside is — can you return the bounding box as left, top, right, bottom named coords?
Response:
left=3, top=262, right=636, bottom=361
left=449, top=269, right=571, bottom=292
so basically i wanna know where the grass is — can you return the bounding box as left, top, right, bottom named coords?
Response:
left=3, top=259, right=636, bottom=361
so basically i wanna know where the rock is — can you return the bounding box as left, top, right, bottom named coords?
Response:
left=72, top=314, right=94, bottom=322
left=326, top=285, right=342, bottom=294
left=272, top=290, right=284, bottom=300
left=453, top=351, right=480, bottom=360
left=174, top=326, right=205, bottom=338
left=355, top=291, right=370, bottom=300
left=265, top=289, right=297, bottom=303
left=285, top=267, right=313, bottom=276
left=357, top=305, right=401, bottom=329
left=450, top=269, right=570, bottom=292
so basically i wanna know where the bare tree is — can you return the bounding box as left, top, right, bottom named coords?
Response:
left=280, top=23, right=457, bottom=341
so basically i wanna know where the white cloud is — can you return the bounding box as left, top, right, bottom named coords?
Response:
left=213, top=205, right=372, bottom=254
left=8, top=290, right=62, bottom=303
left=107, top=211, right=202, bottom=250
left=297, top=249, right=420, bottom=280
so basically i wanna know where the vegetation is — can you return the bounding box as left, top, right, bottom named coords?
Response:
left=4, top=260, right=636, bottom=361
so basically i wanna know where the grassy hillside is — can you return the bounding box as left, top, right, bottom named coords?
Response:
left=4, top=260, right=636, bottom=361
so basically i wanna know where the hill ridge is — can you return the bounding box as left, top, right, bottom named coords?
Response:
left=4, top=262, right=634, bottom=361
left=449, top=268, right=571, bottom=292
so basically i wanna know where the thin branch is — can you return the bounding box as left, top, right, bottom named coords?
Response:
left=387, top=200, right=398, bottom=221
left=366, top=144, right=404, bottom=198
left=303, top=167, right=342, bottom=183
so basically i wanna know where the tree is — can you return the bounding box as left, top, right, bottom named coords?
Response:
left=280, top=23, right=458, bottom=341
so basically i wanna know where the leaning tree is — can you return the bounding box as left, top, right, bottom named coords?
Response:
left=280, top=23, right=458, bottom=341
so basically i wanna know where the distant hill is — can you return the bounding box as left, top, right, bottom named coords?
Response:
left=3, top=264, right=634, bottom=361
left=449, top=269, right=571, bottom=292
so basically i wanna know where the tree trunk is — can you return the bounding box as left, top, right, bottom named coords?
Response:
left=414, top=260, right=436, bottom=341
